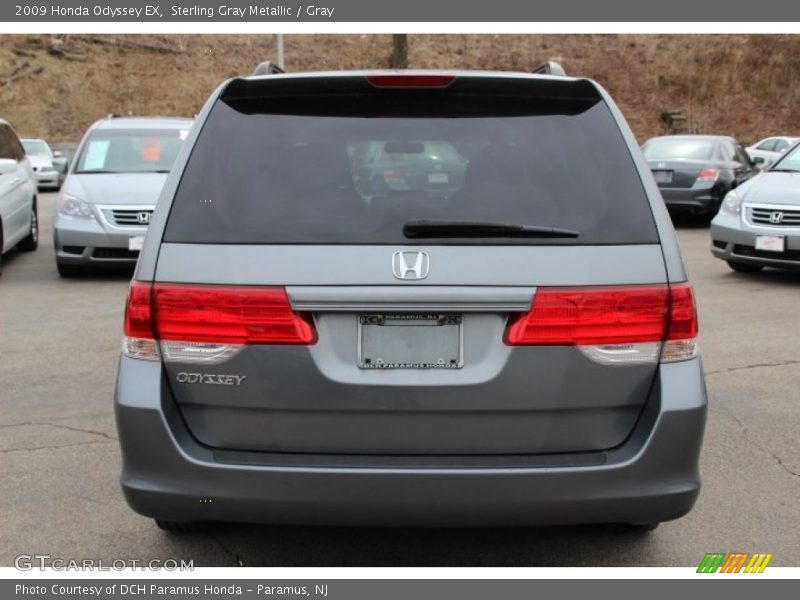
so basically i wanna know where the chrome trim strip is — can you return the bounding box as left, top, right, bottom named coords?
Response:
left=288, top=286, right=535, bottom=313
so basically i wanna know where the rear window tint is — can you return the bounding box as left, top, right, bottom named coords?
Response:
left=642, top=138, right=715, bottom=161
left=165, top=85, right=657, bottom=245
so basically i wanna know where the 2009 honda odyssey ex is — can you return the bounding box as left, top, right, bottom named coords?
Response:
left=115, top=67, right=707, bottom=533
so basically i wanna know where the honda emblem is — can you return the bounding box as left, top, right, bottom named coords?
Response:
left=392, top=251, right=430, bottom=280
left=769, top=211, right=784, bottom=224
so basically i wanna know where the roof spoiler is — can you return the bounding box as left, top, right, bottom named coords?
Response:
left=533, top=61, right=566, bottom=77
left=253, top=61, right=285, bottom=76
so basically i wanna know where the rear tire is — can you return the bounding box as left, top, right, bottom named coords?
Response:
left=56, top=261, right=83, bottom=278
left=727, top=260, right=763, bottom=273
left=700, top=212, right=716, bottom=226
left=155, top=519, right=207, bottom=533
left=18, top=201, right=38, bottom=252
left=624, top=522, right=660, bottom=534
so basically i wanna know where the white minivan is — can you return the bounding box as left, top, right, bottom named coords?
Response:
left=0, top=118, right=38, bottom=276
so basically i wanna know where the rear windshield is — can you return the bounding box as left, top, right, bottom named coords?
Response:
left=75, top=128, right=187, bottom=174
left=642, top=138, right=715, bottom=161
left=22, top=141, right=50, bottom=156
left=165, top=84, right=657, bottom=245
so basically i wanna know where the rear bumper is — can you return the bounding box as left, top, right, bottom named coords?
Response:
left=115, top=356, right=707, bottom=527
left=35, top=170, right=60, bottom=187
left=658, top=184, right=722, bottom=213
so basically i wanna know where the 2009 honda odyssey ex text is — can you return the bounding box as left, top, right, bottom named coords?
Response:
left=115, top=67, right=707, bottom=533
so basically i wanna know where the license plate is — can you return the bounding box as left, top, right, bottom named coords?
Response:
left=358, top=314, right=463, bottom=369
left=652, top=170, right=673, bottom=184
left=128, top=236, right=145, bottom=251
left=428, top=172, right=449, bottom=184
left=755, top=235, right=785, bottom=252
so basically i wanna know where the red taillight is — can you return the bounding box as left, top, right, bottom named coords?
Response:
left=123, top=281, right=316, bottom=345
left=153, top=283, right=316, bottom=345
left=665, top=282, right=698, bottom=340
left=505, top=283, right=698, bottom=347
left=124, top=280, right=154, bottom=338
left=366, top=74, right=455, bottom=88
left=505, top=285, right=669, bottom=346
left=696, top=168, right=720, bottom=183
left=383, top=170, right=406, bottom=181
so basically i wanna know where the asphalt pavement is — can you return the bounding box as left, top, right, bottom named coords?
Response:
left=0, top=193, right=798, bottom=567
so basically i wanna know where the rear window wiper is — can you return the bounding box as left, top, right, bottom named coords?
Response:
left=403, top=220, right=579, bottom=239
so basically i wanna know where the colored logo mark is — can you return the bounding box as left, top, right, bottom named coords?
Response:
left=697, top=552, right=773, bottom=573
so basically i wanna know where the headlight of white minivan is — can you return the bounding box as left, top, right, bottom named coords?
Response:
left=58, top=193, right=95, bottom=220
left=721, top=190, right=741, bottom=215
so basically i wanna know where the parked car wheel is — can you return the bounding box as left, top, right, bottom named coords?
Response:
left=56, top=261, right=84, bottom=278
left=727, top=260, right=763, bottom=273
left=17, top=201, right=38, bottom=252
left=701, top=211, right=718, bottom=226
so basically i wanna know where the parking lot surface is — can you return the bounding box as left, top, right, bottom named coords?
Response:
left=1, top=193, right=798, bottom=567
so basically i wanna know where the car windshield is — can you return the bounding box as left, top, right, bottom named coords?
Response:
left=771, top=144, right=800, bottom=171
left=22, top=141, right=50, bottom=156
left=75, top=129, right=186, bottom=174
left=642, top=139, right=715, bottom=160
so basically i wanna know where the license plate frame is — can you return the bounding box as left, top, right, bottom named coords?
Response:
left=652, top=170, right=673, bottom=184
left=755, top=235, right=785, bottom=252
left=357, top=313, right=463, bottom=370
left=428, top=172, right=449, bottom=184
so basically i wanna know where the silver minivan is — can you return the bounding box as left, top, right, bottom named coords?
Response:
left=711, top=140, right=800, bottom=272
left=115, top=68, right=707, bottom=533
left=54, top=116, right=192, bottom=277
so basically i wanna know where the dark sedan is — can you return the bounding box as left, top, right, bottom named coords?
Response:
left=351, top=140, right=467, bottom=201
left=642, top=135, right=759, bottom=219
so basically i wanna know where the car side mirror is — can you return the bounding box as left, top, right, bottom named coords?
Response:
left=751, top=157, right=763, bottom=167
left=0, top=158, right=17, bottom=174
